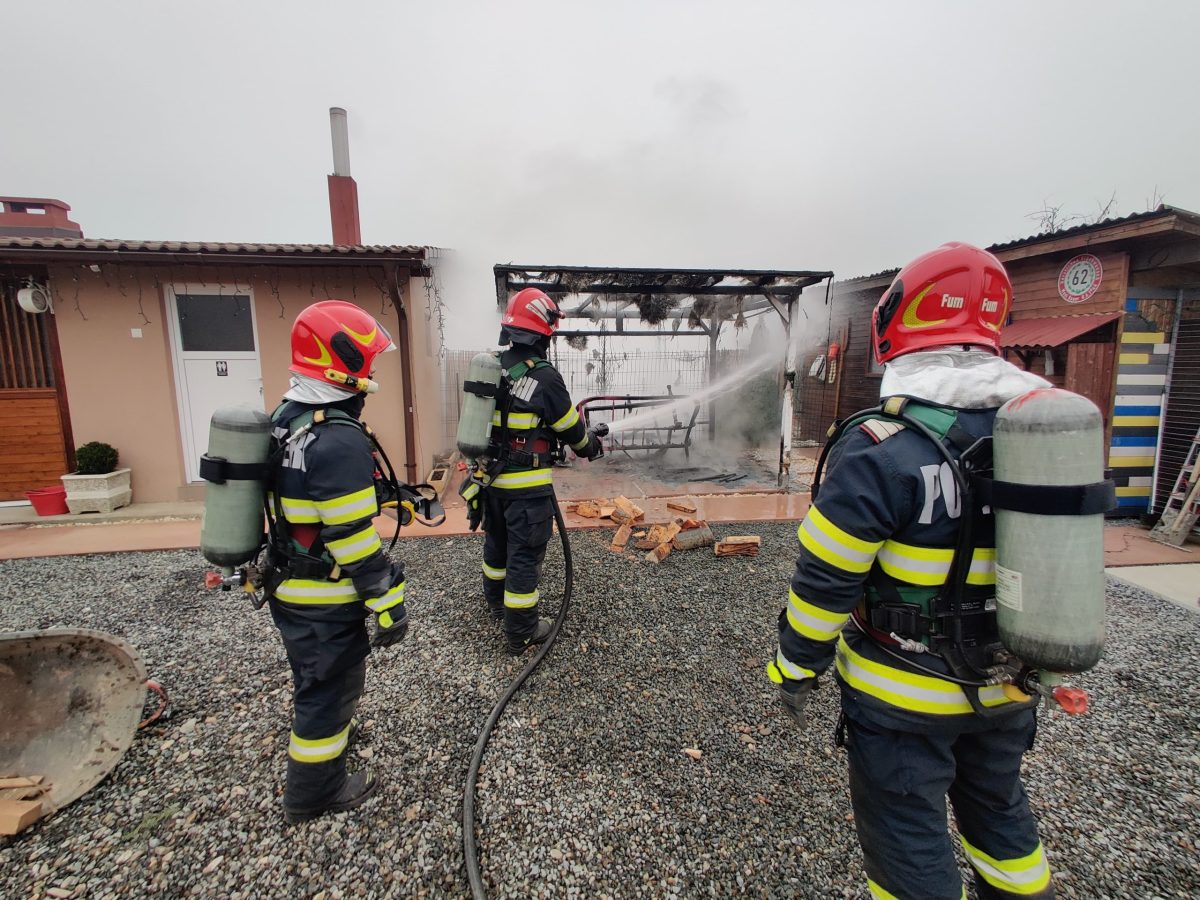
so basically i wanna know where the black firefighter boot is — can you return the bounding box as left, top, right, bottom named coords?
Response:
left=283, top=769, right=379, bottom=824
left=505, top=619, right=552, bottom=655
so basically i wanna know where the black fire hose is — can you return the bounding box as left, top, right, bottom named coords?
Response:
left=462, top=492, right=573, bottom=900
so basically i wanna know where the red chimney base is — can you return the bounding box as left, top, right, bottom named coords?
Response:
left=327, top=175, right=362, bottom=246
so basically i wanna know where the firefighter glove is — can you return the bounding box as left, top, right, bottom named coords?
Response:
left=368, top=563, right=408, bottom=648
left=580, top=431, right=604, bottom=461
left=779, top=678, right=817, bottom=730
left=373, top=605, right=409, bottom=648
left=459, top=473, right=485, bottom=532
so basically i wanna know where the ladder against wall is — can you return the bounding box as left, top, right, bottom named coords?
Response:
left=1150, top=425, right=1200, bottom=547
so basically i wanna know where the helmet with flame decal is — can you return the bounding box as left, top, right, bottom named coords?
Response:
left=289, top=300, right=395, bottom=393
left=502, top=287, right=563, bottom=338
left=872, top=242, right=1011, bottom=365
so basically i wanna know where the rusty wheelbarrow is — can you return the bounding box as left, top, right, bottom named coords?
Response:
left=0, top=629, right=166, bottom=818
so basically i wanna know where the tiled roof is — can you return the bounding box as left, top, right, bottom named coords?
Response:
left=0, top=236, right=428, bottom=260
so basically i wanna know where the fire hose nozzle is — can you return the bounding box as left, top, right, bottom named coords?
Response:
left=590, top=422, right=610, bottom=438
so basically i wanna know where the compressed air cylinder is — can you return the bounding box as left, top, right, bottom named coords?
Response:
left=993, top=388, right=1106, bottom=672
left=200, top=405, right=272, bottom=569
left=456, top=352, right=503, bottom=459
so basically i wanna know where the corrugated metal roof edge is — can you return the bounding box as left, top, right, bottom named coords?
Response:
left=999, top=311, right=1124, bottom=349
left=835, top=204, right=1200, bottom=287
left=985, top=205, right=1200, bottom=253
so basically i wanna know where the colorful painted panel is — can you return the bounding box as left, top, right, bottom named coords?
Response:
left=1109, top=320, right=1169, bottom=513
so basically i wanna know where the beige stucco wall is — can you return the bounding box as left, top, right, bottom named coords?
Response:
left=48, top=262, right=443, bottom=503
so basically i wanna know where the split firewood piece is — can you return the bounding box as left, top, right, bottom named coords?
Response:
left=0, top=799, right=45, bottom=836
left=673, top=523, right=715, bottom=551
left=667, top=499, right=698, bottom=514
left=677, top=517, right=703, bottom=531
left=611, top=523, right=633, bottom=552
left=646, top=542, right=673, bottom=563
left=576, top=500, right=603, bottom=519
left=599, top=506, right=617, bottom=519
left=0, top=777, right=44, bottom=789
left=613, top=496, right=645, bottom=522
left=715, top=535, right=761, bottom=557
left=645, top=522, right=683, bottom=563
left=644, top=524, right=670, bottom=545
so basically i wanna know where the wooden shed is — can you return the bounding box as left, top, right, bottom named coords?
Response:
left=795, top=205, right=1200, bottom=517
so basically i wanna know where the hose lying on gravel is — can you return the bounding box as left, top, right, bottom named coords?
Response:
left=462, top=492, right=573, bottom=900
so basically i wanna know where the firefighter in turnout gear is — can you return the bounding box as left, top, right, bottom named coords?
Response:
left=769, top=244, right=1058, bottom=899
left=268, top=300, right=407, bottom=823
left=467, top=287, right=601, bottom=654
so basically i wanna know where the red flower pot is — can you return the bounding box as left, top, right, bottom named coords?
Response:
left=26, top=485, right=69, bottom=517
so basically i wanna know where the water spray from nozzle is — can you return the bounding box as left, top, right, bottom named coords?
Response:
left=606, top=345, right=787, bottom=435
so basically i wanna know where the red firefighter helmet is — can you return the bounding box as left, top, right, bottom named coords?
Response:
left=289, top=300, right=395, bottom=392
left=502, top=287, right=563, bottom=337
left=872, top=242, right=1012, bottom=364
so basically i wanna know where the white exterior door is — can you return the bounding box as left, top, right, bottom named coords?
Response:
left=165, top=285, right=265, bottom=482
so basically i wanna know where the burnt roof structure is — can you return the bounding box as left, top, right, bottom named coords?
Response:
left=494, top=264, right=832, bottom=339
left=494, top=263, right=834, bottom=485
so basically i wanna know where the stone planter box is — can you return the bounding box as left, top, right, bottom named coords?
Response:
left=61, top=468, right=132, bottom=514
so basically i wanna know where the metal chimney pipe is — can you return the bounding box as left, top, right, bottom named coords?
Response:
left=330, top=107, right=351, bottom=177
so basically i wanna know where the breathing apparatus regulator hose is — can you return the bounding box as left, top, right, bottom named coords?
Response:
left=462, top=492, right=573, bottom=900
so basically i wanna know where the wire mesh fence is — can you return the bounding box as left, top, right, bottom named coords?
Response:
left=441, top=346, right=740, bottom=450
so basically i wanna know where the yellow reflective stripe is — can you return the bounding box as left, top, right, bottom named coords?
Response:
left=482, top=562, right=506, bottom=581
left=786, top=589, right=850, bottom=642
left=280, top=496, right=320, bottom=523
left=289, top=723, right=351, bottom=763
left=491, top=469, right=553, bottom=489
left=770, top=650, right=815, bottom=682
left=366, top=580, right=405, bottom=613
left=877, top=542, right=995, bottom=587
left=492, top=411, right=541, bottom=430
left=314, top=487, right=378, bottom=525
left=549, top=405, right=580, bottom=432
left=504, top=588, right=539, bottom=609
left=960, top=837, right=1051, bottom=895
left=570, top=435, right=591, bottom=451
left=877, top=540, right=953, bottom=585
left=325, top=526, right=382, bottom=565
left=967, top=548, right=996, bottom=586
left=461, top=482, right=481, bottom=500
left=835, top=636, right=1011, bottom=714
left=274, top=578, right=359, bottom=605
left=867, top=880, right=902, bottom=900
left=797, top=506, right=882, bottom=574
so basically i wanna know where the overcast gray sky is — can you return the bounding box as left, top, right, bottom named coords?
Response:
left=4, top=1, right=1198, bottom=348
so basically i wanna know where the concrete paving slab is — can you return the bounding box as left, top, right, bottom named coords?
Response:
left=1106, top=564, right=1200, bottom=614
left=0, top=492, right=812, bottom=560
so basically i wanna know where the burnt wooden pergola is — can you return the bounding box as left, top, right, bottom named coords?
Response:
left=494, top=264, right=834, bottom=485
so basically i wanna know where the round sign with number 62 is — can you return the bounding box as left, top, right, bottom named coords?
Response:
left=1058, top=254, right=1103, bottom=304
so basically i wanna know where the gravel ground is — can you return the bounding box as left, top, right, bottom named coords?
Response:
left=1, top=522, right=1199, bottom=899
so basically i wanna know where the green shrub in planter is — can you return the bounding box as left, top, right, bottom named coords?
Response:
left=75, top=442, right=119, bottom=475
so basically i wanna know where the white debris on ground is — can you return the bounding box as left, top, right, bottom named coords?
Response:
left=1, top=525, right=1198, bottom=898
